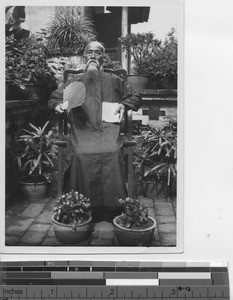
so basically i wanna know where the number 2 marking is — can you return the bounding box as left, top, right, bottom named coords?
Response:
left=109, top=288, right=115, bottom=296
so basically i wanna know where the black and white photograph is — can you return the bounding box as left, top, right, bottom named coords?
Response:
left=4, top=1, right=183, bottom=252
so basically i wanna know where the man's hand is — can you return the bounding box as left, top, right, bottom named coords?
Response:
left=55, top=101, right=69, bottom=114
left=114, top=103, right=125, bottom=122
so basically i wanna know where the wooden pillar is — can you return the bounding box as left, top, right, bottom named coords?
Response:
left=121, top=7, right=129, bottom=73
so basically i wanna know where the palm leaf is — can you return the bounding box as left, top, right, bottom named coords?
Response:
left=36, top=154, right=42, bottom=164
left=167, top=167, right=171, bottom=185
left=41, top=121, right=49, bottom=134
left=149, top=163, right=167, bottom=173
left=19, top=133, right=32, bottom=139
left=22, top=159, right=33, bottom=171
left=28, top=122, right=40, bottom=132
left=17, top=157, right=22, bottom=169
left=43, top=153, right=54, bottom=167
left=170, top=165, right=177, bottom=176
left=29, top=159, right=39, bottom=174
left=25, top=140, right=39, bottom=154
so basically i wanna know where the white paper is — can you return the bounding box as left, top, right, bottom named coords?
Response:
left=102, top=102, right=120, bottom=123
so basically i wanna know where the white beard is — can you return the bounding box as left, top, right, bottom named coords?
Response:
left=86, top=61, right=101, bottom=88
left=86, top=63, right=99, bottom=83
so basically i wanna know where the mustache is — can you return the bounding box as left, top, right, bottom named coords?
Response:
left=86, top=59, right=100, bottom=68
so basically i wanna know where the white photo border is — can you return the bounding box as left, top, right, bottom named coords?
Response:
left=1, top=0, right=184, bottom=255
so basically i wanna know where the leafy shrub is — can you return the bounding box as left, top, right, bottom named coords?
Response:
left=118, top=197, right=149, bottom=228
left=118, top=32, right=161, bottom=75
left=134, top=120, right=177, bottom=185
left=141, top=28, right=177, bottom=88
left=16, top=121, right=57, bottom=181
left=53, top=191, right=91, bottom=231
left=5, top=35, right=57, bottom=91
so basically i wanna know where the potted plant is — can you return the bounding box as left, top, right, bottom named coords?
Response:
left=46, top=10, right=96, bottom=56
left=16, top=121, right=57, bottom=201
left=134, top=121, right=177, bottom=199
left=102, top=54, right=121, bottom=70
left=5, top=35, right=57, bottom=101
left=46, top=56, right=78, bottom=87
left=52, top=190, right=92, bottom=245
left=113, top=197, right=156, bottom=246
left=118, top=32, right=161, bottom=89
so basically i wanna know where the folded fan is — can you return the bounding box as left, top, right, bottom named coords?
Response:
left=63, top=81, right=86, bottom=113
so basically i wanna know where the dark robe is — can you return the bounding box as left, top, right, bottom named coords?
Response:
left=48, top=70, right=142, bottom=207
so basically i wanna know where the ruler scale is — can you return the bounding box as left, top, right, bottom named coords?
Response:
left=0, top=261, right=230, bottom=299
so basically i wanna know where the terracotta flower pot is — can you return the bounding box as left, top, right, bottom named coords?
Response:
left=52, top=213, right=92, bottom=245
left=19, top=177, right=51, bottom=201
left=113, top=215, right=156, bottom=246
left=127, top=75, right=149, bottom=90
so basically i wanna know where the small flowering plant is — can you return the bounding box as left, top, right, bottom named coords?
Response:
left=53, top=191, right=91, bottom=231
left=118, top=197, right=149, bottom=228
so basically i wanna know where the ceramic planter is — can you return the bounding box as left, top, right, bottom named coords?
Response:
left=19, top=177, right=51, bottom=201
left=140, top=179, right=168, bottom=199
left=6, top=84, right=51, bottom=101
left=127, top=75, right=149, bottom=90
left=113, top=215, right=156, bottom=246
left=52, top=213, right=92, bottom=245
left=140, top=175, right=177, bottom=200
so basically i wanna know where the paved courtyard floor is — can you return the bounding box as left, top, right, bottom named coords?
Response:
left=5, top=189, right=176, bottom=247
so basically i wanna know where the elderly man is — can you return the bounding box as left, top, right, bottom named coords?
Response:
left=48, top=41, right=142, bottom=221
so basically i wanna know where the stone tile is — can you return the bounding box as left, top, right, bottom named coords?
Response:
left=38, top=197, right=52, bottom=205
left=156, top=215, right=176, bottom=224
left=5, top=235, right=21, bottom=246
left=137, top=196, right=155, bottom=208
left=157, top=223, right=176, bottom=234
left=154, top=202, right=174, bottom=216
left=114, top=239, right=119, bottom=246
left=92, top=221, right=115, bottom=240
left=5, top=214, right=17, bottom=228
left=6, top=205, right=26, bottom=216
left=35, top=210, right=53, bottom=224
left=47, top=225, right=55, bottom=237
left=20, top=223, right=51, bottom=245
left=5, top=218, right=34, bottom=237
left=21, top=203, right=47, bottom=218
left=44, top=197, right=58, bottom=212
left=147, top=207, right=156, bottom=219
left=153, top=225, right=160, bottom=242
left=91, top=238, right=115, bottom=246
left=172, top=201, right=177, bottom=214
left=16, top=242, right=35, bottom=246
left=154, top=198, right=168, bottom=202
left=41, top=237, right=63, bottom=246
left=160, top=233, right=176, bottom=246
left=137, top=196, right=157, bottom=219
left=74, top=238, right=91, bottom=246
left=151, top=239, right=162, bottom=246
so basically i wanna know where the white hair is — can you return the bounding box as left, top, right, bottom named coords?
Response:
left=84, top=41, right=105, bottom=55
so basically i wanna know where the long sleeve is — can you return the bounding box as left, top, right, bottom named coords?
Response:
left=117, top=79, right=142, bottom=111
left=122, top=93, right=142, bottom=111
